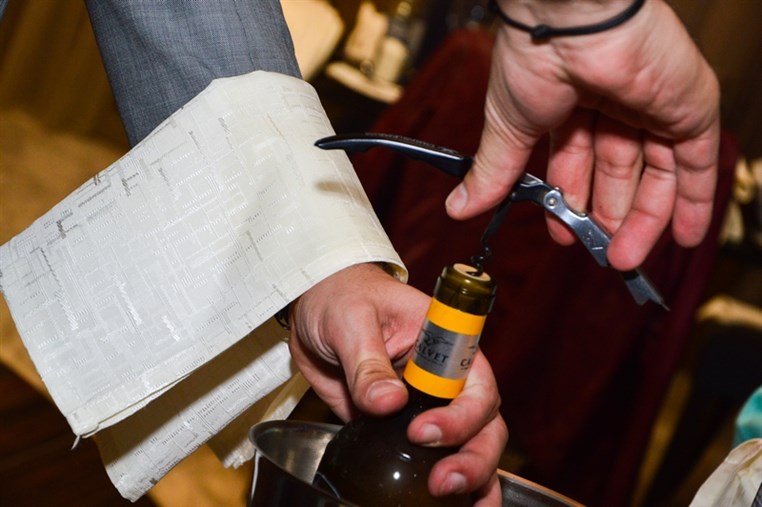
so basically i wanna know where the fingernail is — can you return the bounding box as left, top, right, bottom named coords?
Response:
left=441, top=473, right=467, bottom=495
left=445, top=184, right=467, bottom=214
left=367, top=379, right=404, bottom=405
left=418, top=423, right=443, bottom=445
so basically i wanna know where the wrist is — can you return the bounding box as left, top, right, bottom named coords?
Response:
left=494, top=0, right=646, bottom=37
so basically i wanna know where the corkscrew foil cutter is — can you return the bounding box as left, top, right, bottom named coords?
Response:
left=315, top=132, right=667, bottom=309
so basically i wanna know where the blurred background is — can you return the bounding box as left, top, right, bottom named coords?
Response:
left=1, top=1, right=760, bottom=506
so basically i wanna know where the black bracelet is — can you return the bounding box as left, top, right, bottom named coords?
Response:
left=489, top=0, right=646, bottom=40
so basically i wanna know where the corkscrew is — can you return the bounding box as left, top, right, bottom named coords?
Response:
left=315, top=132, right=667, bottom=309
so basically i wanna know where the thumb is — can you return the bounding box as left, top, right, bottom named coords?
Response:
left=446, top=119, right=536, bottom=220
left=349, top=357, right=408, bottom=416
left=335, top=320, right=408, bottom=416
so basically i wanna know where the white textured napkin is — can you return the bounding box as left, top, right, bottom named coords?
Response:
left=689, top=439, right=762, bottom=507
left=0, top=71, right=404, bottom=499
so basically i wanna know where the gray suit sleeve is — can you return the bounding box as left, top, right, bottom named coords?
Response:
left=85, top=0, right=301, bottom=146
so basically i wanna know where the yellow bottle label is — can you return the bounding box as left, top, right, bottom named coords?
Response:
left=426, top=298, right=485, bottom=335
left=404, top=361, right=465, bottom=399
left=403, top=299, right=486, bottom=399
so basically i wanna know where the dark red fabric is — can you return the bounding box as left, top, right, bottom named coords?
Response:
left=350, top=29, right=738, bottom=506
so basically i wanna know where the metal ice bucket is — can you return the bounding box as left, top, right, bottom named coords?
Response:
left=248, top=420, right=583, bottom=507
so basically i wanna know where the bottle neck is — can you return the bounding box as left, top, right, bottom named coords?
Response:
left=403, top=297, right=487, bottom=400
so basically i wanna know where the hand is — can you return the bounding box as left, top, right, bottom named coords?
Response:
left=288, top=263, right=507, bottom=501
left=445, top=0, right=720, bottom=271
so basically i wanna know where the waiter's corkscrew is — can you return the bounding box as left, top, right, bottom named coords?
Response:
left=315, top=132, right=667, bottom=309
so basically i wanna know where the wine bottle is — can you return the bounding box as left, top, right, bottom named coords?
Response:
left=313, top=263, right=496, bottom=506
left=373, top=0, right=427, bottom=84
